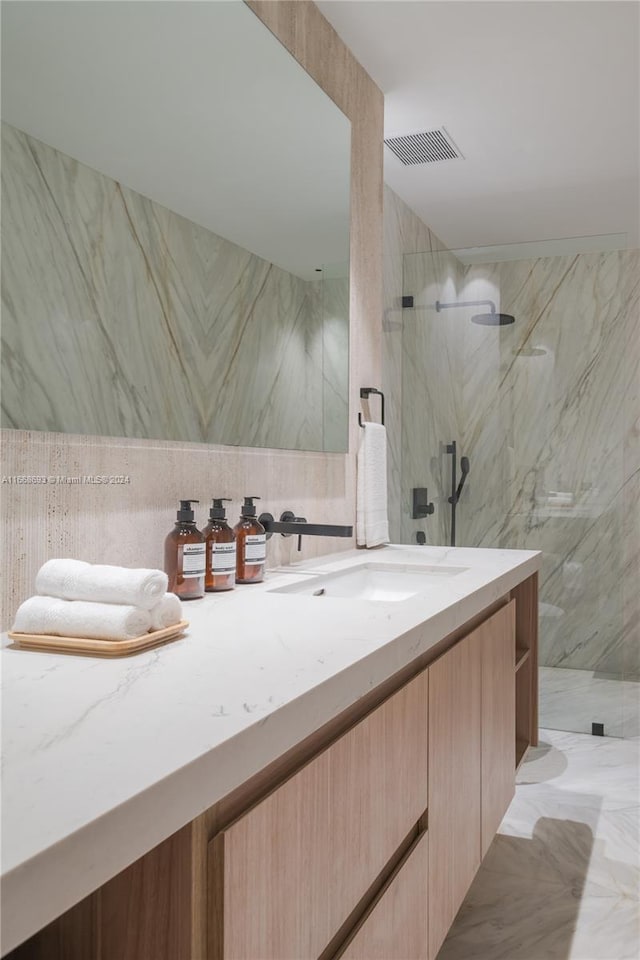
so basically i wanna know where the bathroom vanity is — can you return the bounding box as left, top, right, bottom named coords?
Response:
left=1, top=545, right=539, bottom=960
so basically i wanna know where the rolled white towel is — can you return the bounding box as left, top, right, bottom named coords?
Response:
left=149, top=593, right=183, bottom=630
left=13, top=596, right=151, bottom=641
left=35, top=559, right=168, bottom=611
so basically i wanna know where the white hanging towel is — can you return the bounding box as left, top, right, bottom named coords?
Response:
left=356, top=422, right=390, bottom=547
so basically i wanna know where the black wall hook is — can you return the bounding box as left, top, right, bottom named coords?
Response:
left=358, top=387, right=385, bottom=427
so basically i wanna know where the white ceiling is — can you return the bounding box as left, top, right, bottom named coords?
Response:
left=318, top=0, right=640, bottom=252
left=1, top=1, right=351, bottom=280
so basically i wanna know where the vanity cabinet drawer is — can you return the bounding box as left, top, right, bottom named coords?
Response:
left=210, top=667, right=429, bottom=960
left=328, top=664, right=429, bottom=929
left=338, top=831, right=429, bottom=960
left=211, top=751, right=332, bottom=960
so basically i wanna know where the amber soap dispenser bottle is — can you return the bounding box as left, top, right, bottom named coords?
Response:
left=164, top=500, right=205, bottom=600
left=203, top=498, right=236, bottom=592
left=234, top=496, right=266, bottom=584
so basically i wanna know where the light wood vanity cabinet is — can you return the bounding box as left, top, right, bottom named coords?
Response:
left=211, top=751, right=332, bottom=959
left=427, top=601, right=516, bottom=958
left=327, top=666, right=429, bottom=930
left=213, top=601, right=516, bottom=960
left=481, top=602, right=517, bottom=856
left=428, top=628, right=482, bottom=959
left=10, top=580, right=536, bottom=960
left=338, top=832, right=429, bottom=960
left=209, top=668, right=429, bottom=960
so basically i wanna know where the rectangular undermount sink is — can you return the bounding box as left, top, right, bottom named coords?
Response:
left=269, top=562, right=469, bottom=603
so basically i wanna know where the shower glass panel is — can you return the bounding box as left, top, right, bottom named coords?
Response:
left=399, top=240, right=639, bottom=739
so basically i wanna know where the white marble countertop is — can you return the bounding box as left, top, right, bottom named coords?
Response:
left=1, top=543, right=540, bottom=954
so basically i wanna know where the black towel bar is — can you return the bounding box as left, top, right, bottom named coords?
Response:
left=358, top=387, right=385, bottom=427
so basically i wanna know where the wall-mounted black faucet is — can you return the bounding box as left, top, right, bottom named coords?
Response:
left=259, top=511, right=353, bottom=552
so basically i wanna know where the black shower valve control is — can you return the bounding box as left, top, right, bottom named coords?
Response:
left=412, top=488, right=435, bottom=520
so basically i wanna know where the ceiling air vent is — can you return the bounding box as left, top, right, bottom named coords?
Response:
left=384, top=128, right=462, bottom=165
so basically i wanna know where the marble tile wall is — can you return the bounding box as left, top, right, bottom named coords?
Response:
left=0, top=0, right=384, bottom=628
left=398, top=245, right=640, bottom=681
left=461, top=251, right=640, bottom=681
left=1, top=123, right=348, bottom=453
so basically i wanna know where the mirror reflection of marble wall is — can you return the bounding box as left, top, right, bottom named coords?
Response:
left=0, top=1, right=351, bottom=453
left=1, top=124, right=349, bottom=451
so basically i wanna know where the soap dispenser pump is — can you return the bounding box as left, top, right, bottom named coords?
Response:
left=234, top=496, right=266, bottom=584
left=164, top=499, right=205, bottom=599
left=203, top=498, right=236, bottom=592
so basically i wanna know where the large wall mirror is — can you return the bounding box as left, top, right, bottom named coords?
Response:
left=1, top=1, right=351, bottom=452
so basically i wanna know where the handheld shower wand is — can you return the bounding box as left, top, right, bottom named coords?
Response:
left=446, top=443, right=470, bottom=546
left=452, top=456, right=470, bottom=505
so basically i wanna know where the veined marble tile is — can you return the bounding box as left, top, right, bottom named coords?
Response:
left=1, top=123, right=349, bottom=452
left=540, top=666, right=640, bottom=739
left=498, top=799, right=639, bottom=899
left=393, top=235, right=640, bottom=685
left=438, top=729, right=640, bottom=960
left=460, top=251, right=640, bottom=680
left=517, top=730, right=640, bottom=810
left=437, top=872, right=640, bottom=960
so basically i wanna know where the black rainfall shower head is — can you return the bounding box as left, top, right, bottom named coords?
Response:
left=471, top=312, right=515, bottom=326
left=436, top=299, right=516, bottom=325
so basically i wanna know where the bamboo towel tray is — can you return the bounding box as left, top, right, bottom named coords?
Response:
left=8, top=620, right=189, bottom=657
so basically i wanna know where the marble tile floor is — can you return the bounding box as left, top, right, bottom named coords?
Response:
left=540, top=666, right=640, bottom=740
left=438, top=730, right=640, bottom=960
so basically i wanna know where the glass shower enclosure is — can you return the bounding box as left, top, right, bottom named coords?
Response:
left=396, top=240, right=639, bottom=738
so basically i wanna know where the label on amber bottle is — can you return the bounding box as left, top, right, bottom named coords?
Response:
left=244, top=534, right=266, bottom=563
left=212, top=541, right=236, bottom=573
left=181, top=542, right=206, bottom=576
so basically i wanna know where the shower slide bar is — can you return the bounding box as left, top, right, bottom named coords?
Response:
left=446, top=440, right=470, bottom=547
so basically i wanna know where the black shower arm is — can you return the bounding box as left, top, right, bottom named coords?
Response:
left=436, top=299, right=497, bottom=314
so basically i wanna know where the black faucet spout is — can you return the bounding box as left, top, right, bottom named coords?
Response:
left=259, top=512, right=353, bottom=551
left=260, top=515, right=353, bottom=538
left=267, top=521, right=353, bottom=537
